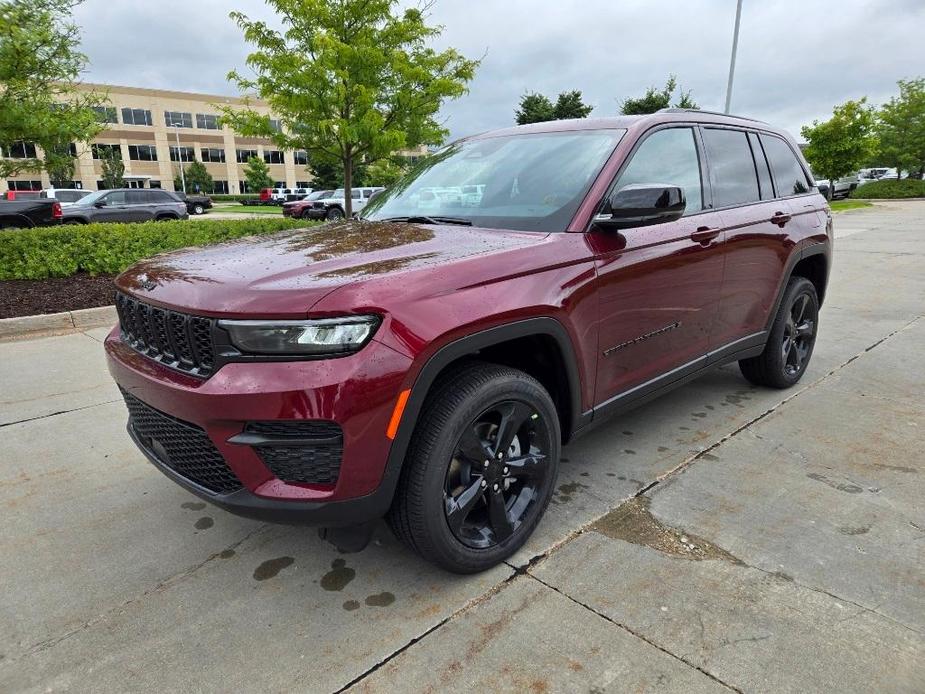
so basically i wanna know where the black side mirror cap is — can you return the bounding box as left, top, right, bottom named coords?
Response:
left=593, top=184, right=686, bottom=231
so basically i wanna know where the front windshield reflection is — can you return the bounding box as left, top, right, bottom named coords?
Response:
left=362, top=129, right=624, bottom=232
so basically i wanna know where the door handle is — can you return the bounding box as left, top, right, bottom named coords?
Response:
left=771, top=211, right=791, bottom=227
left=690, top=226, right=721, bottom=244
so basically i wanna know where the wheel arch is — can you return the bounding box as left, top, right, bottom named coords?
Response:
left=765, top=243, right=829, bottom=332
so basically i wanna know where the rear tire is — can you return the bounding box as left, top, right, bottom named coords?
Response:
left=388, top=362, right=560, bottom=573
left=739, top=277, right=819, bottom=388
left=193, top=204, right=204, bottom=215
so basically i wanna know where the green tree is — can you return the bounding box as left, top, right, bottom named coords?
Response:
left=515, top=90, right=593, bottom=124
left=620, top=75, right=698, bottom=115
left=243, top=155, right=274, bottom=192
left=220, top=0, right=478, bottom=217
left=99, top=146, right=124, bottom=189
left=308, top=157, right=343, bottom=189
left=876, top=78, right=925, bottom=179
left=45, top=141, right=76, bottom=185
left=0, top=0, right=107, bottom=177
left=364, top=156, right=410, bottom=187
left=175, top=160, right=213, bottom=193
left=801, top=98, right=877, bottom=199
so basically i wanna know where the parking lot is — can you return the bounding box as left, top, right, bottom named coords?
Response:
left=1, top=201, right=923, bottom=692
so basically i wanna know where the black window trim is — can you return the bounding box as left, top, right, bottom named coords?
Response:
left=588, top=122, right=713, bottom=231
left=757, top=131, right=815, bottom=202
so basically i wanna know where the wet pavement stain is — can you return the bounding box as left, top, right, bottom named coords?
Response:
left=253, top=556, right=295, bottom=581
left=657, top=446, right=669, bottom=452
left=622, top=431, right=634, bottom=436
left=623, top=449, right=636, bottom=455
left=194, top=517, right=213, bottom=530
left=554, top=480, right=589, bottom=504
left=181, top=502, right=206, bottom=511
left=560, top=457, right=570, bottom=463
left=807, top=472, right=864, bottom=494
left=342, top=599, right=361, bottom=611
left=606, top=472, right=616, bottom=477
left=365, top=591, right=396, bottom=607
left=320, top=558, right=356, bottom=591
left=218, top=548, right=235, bottom=559
left=872, top=463, right=917, bottom=474
left=593, top=497, right=743, bottom=563
left=701, top=453, right=721, bottom=461
left=839, top=526, right=870, bottom=535
left=704, top=404, right=715, bottom=410
left=580, top=472, right=590, bottom=477
left=725, top=394, right=745, bottom=406
left=692, top=412, right=707, bottom=418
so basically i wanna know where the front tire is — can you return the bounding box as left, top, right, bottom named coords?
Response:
left=739, top=276, right=819, bottom=388
left=388, top=362, right=560, bottom=573
left=325, top=207, right=344, bottom=220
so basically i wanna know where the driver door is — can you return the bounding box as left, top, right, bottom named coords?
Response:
left=92, top=190, right=130, bottom=221
left=590, top=126, right=725, bottom=407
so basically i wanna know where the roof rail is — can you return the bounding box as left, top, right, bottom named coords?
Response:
left=657, top=107, right=765, bottom=123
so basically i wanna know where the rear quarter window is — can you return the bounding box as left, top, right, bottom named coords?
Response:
left=760, top=134, right=811, bottom=197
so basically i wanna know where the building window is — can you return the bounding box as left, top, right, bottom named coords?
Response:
left=293, top=150, right=308, bottom=165
left=200, top=148, right=226, bottom=163
left=93, top=106, right=118, bottom=124
left=196, top=113, right=220, bottom=130
left=164, top=111, right=193, bottom=128
left=128, top=144, right=158, bottom=161
left=269, top=119, right=282, bottom=132
left=121, top=108, right=153, bottom=126
left=6, top=179, right=42, bottom=190
left=236, top=148, right=258, bottom=163
left=210, top=180, right=229, bottom=194
left=4, top=141, right=37, bottom=159
left=92, top=143, right=122, bottom=160
left=296, top=181, right=311, bottom=188
left=263, top=150, right=284, bottom=164
left=274, top=180, right=285, bottom=188
left=169, top=146, right=195, bottom=163
left=150, top=180, right=162, bottom=189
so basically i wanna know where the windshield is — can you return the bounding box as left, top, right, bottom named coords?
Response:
left=307, top=190, right=330, bottom=200
left=362, top=129, right=624, bottom=232
left=72, top=190, right=109, bottom=206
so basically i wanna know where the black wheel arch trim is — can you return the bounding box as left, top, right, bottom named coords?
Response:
left=765, top=242, right=829, bottom=333
left=378, top=317, right=584, bottom=508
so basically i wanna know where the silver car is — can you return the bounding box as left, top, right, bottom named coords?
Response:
left=62, top=188, right=189, bottom=224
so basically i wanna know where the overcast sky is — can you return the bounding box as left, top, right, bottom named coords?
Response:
left=72, top=0, right=925, bottom=142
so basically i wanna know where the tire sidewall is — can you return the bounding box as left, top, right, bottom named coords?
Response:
left=768, top=278, right=819, bottom=386
left=414, top=372, right=560, bottom=572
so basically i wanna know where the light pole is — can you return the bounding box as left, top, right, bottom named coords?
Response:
left=170, top=122, right=186, bottom=193
left=724, top=0, right=744, bottom=114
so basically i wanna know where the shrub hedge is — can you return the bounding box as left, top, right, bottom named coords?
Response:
left=850, top=178, right=925, bottom=199
left=0, top=218, right=318, bottom=281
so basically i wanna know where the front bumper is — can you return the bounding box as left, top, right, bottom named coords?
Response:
left=105, top=327, right=412, bottom=526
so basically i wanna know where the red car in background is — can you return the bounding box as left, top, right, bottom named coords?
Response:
left=107, top=110, right=831, bottom=572
left=282, top=189, right=335, bottom=218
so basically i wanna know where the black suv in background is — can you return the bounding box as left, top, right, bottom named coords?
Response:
left=62, top=189, right=189, bottom=224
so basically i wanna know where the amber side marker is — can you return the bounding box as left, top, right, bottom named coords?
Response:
left=386, top=389, right=411, bottom=440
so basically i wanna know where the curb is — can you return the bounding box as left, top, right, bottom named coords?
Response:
left=0, top=304, right=117, bottom=342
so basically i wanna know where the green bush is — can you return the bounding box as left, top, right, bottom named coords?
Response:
left=0, top=218, right=319, bottom=280
left=210, top=194, right=260, bottom=203
left=850, top=178, right=925, bottom=199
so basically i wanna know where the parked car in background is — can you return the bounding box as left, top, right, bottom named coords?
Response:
left=270, top=188, right=292, bottom=204
left=106, top=110, right=831, bottom=572
left=62, top=188, right=188, bottom=224
left=241, top=188, right=276, bottom=206
left=813, top=174, right=858, bottom=199
left=287, top=187, right=312, bottom=201
left=41, top=188, right=91, bottom=206
left=174, top=191, right=213, bottom=215
left=304, top=186, right=385, bottom=220
left=282, top=190, right=334, bottom=219
left=0, top=198, right=62, bottom=229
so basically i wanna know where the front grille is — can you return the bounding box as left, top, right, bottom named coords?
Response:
left=121, top=388, right=243, bottom=494
left=115, top=293, right=215, bottom=377
left=246, top=421, right=343, bottom=485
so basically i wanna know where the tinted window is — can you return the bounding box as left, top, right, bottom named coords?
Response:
left=748, top=133, right=773, bottom=200
left=104, top=191, right=126, bottom=205
left=351, top=189, right=361, bottom=199
left=121, top=108, right=153, bottom=126
left=760, top=135, right=810, bottom=196
left=196, top=114, right=220, bottom=130
left=126, top=190, right=148, bottom=205
left=702, top=129, right=760, bottom=207
left=616, top=127, right=703, bottom=213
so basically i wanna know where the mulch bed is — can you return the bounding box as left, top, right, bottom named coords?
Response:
left=0, top=274, right=116, bottom=319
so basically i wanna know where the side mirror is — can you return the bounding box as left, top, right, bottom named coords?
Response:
left=594, top=184, right=685, bottom=231
left=94, top=200, right=106, bottom=208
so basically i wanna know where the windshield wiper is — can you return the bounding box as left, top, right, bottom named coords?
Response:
left=380, top=215, right=472, bottom=226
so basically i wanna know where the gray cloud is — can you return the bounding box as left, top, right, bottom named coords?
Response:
left=73, top=0, right=925, bottom=141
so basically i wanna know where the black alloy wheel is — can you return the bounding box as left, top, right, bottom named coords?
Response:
left=444, top=400, right=553, bottom=549
left=782, top=293, right=815, bottom=377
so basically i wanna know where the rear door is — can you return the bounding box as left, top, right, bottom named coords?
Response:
left=591, top=125, right=726, bottom=405
left=126, top=190, right=156, bottom=221
left=702, top=126, right=791, bottom=353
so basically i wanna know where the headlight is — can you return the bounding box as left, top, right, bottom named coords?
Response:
left=218, top=316, right=380, bottom=356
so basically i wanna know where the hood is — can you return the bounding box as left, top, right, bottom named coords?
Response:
left=115, top=220, right=542, bottom=317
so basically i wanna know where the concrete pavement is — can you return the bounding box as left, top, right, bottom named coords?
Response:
left=1, top=201, right=923, bottom=692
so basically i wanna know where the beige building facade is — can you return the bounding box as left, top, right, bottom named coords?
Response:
left=3, top=83, right=311, bottom=194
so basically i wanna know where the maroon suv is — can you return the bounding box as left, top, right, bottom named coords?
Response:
left=106, top=110, right=831, bottom=573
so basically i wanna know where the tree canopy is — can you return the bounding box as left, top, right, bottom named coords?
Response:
left=243, top=155, right=274, bottom=192
left=175, top=161, right=214, bottom=194
left=515, top=90, right=593, bottom=124
left=98, top=147, right=123, bottom=189
left=220, top=0, right=478, bottom=216
left=875, top=78, right=925, bottom=178
left=801, top=98, right=877, bottom=196
left=0, top=0, right=106, bottom=177
left=620, top=75, right=698, bottom=115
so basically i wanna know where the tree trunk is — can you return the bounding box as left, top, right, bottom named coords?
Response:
left=826, top=179, right=833, bottom=201
left=343, top=152, right=353, bottom=219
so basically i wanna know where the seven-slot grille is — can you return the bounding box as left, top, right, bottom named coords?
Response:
left=121, top=388, right=243, bottom=494
left=115, top=292, right=215, bottom=376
